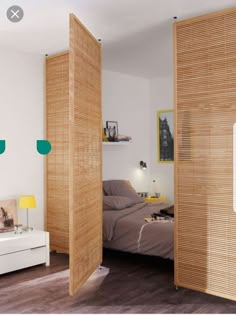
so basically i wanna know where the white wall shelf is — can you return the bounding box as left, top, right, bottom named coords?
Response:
left=102, top=141, right=132, bottom=146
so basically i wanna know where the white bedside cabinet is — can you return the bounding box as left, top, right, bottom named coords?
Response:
left=0, top=230, right=50, bottom=275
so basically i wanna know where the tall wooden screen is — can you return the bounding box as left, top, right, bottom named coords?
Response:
left=174, top=8, right=236, bottom=300
left=69, top=14, right=102, bottom=296
left=46, top=52, right=69, bottom=254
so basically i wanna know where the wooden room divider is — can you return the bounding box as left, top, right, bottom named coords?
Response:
left=46, top=14, right=102, bottom=296
left=174, top=7, right=236, bottom=301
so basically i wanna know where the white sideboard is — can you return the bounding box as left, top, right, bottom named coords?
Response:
left=0, top=230, right=49, bottom=275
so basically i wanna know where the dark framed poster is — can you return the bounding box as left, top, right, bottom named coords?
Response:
left=157, top=110, right=174, bottom=163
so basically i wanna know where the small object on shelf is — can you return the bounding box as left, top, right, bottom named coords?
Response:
left=151, top=212, right=170, bottom=219
left=160, top=205, right=174, bottom=217
left=151, top=179, right=158, bottom=196
left=106, top=121, right=118, bottom=142
left=102, top=128, right=108, bottom=142
left=138, top=192, right=148, bottom=198
left=14, top=224, right=23, bottom=234
left=144, top=216, right=173, bottom=223
left=0, top=207, right=14, bottom=232
left=116, top=135, right=132, bottom=142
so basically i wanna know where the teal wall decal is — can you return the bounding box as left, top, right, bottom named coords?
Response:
left=36, top=140, right=51, bottom=155
left=0, top=140, right=6, bottom=154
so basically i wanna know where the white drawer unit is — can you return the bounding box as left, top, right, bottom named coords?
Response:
left=0, top=230, right=50, bottom=275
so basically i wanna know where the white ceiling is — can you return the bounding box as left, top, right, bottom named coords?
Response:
left=0, top=0, right=235, bottom=78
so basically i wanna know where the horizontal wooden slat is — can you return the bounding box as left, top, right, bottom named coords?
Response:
left=174, top=7, right=236, bottom=301
left=46, top=53, right=69, bottom=254
left=69, top=14, right=102, bottom=296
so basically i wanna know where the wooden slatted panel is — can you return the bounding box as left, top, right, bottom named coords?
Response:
left=69, top=14, right=102, bottom=296
left=46, top=53, right=69, bottom=253
left=175, top=8, right=236, bottom=301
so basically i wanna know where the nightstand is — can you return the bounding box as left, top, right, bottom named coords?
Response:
left=144, top=195, right=167, bottom=203
left=0, top=230, right=50, bottom=275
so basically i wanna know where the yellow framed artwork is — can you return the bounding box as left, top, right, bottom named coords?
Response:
left=157, top=110, right=174, bottom=163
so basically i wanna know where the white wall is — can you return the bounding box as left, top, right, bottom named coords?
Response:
left=102, top=70, right=151, bottom=193
left=149, top=22, right=174, bottom=204
left=103, top=22, right=174, bottom=202
left=0, top=48, right=45, bottom=229
left=150, top=77, right=174, bottom=203
left=103, top=23, right=174, bottom=202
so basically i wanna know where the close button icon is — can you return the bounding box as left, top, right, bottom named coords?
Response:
left=7, top=5, right=24, bottom=23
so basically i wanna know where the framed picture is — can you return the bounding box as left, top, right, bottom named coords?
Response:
left=157, top=110, right=174, bottom=163
left=0, top=199, right=17, bottom=233
left=106, top=121, right=118, bottom=142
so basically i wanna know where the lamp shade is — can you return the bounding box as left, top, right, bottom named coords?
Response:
left=19, top=195, right=36, bottom=209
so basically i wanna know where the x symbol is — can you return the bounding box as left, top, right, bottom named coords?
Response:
left=7, top=6, right=24, bottom=22
left=11, top=9, right=20, bottom=19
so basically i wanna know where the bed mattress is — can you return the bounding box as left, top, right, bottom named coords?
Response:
left=103, top=202, right=174, bottom=259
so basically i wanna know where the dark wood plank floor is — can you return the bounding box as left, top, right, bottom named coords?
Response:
left=0, top=250, right=236, bottom=313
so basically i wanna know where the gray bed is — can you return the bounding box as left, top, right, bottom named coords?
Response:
left=103, top=201, right=174, bottom=260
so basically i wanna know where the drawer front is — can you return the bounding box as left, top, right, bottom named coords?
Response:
left=0, top=246, right=47, bottom=274
left=0, top=232, right=46, bottom=255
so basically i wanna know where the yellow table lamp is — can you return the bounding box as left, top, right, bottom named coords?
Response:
left=19, top=195, right=36, bottom=231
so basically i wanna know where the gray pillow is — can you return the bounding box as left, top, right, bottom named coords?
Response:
left=103, top=196, right=135, bottom=210
left=103, top=180, right=143, bottom=204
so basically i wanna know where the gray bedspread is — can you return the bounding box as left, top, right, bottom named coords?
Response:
left=103, top=202, right=174, bottom=259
